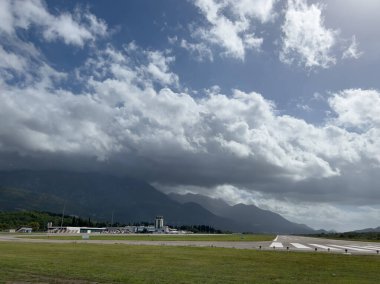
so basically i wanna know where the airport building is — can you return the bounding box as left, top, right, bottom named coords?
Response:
left=155, top=215, right=165, bottom=232
left=47, top=225, right=106, bottom=234
left=47, top=216, right=173, bottom=234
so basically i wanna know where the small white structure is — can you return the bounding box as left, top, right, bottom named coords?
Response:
left=66, top=227, right=81, bottom=234
left=47, top=226, right=106, bottom=234
left=17, top=227, right=32, bottom=233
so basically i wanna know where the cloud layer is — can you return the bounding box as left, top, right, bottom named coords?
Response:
left=1, top=35, right=380, bottom=202
left=0, top=0, right=379, bottom=230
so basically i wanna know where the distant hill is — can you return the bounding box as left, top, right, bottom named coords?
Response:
left=353, top=226, right=380, bottom=233
left=0, top=210, right=97, bottom=231
left=169, top=193, right=315, bottom=234
left=0, top=170, right=316, bottom=233
left=0, top=170, right=243, bottom=232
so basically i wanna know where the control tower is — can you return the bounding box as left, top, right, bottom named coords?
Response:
left=155, top=216, right=164, bottom=229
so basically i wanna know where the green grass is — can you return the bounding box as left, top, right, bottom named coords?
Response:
left=19, top=233, right=275, bottom=242
left=0, top=242, right=379, bottom=283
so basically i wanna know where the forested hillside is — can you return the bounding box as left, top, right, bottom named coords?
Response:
left=0, top=211, right=105, bottom=232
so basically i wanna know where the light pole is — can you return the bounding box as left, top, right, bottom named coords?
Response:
left=60, top=201, right=66, bottom=229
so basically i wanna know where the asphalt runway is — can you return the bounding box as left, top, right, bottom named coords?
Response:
left=269, top=235, right=380, bottom=255
left=1, top=234, right=379, bottom=255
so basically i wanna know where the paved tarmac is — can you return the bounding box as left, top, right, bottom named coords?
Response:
left=1, top=234, right=379, bottom=255
left=269, top=235, right=380, bottom=255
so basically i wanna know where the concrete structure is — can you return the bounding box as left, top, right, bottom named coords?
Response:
left=47, top=225, right=106, bottom=234
left=17, top=227, right=32, bottom=233
left=46, top=216, right=171, bottom=234
left=155, top=216, right=164, bottom=230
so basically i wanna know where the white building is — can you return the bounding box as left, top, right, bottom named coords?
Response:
left=155, top=216, right=164, bottom=230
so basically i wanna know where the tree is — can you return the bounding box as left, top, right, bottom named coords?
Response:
left=28, top=221, right=40, bottom=231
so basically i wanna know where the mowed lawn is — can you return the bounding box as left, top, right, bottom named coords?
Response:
left=0, top=242, right=379, bottom=283
left=20, top=233, right=274, bottom=242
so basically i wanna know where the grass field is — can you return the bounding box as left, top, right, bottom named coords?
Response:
left=1, top=242, right=379, bottom=283
left=19, top=233, right=275, bottom=242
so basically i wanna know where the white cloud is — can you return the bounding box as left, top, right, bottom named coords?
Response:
left=145, top=51, right=179, bottom=86
left=0, top=0, right=107, bottom=47
left=86, top=44, right=179, bottom=89
left=228, top=0, right=278, bottom=23
left=191, top=0, right=277, bottom=60
left=0, top=0, right=14, bottom=34
left=280, top=0, right=337, bottom=68
left=180, top=39, right=214, bottom=61
left=296, top=103, right=312, bottom=112
left=329, top=89, right=380, bottom=130
left=342, top=35, right=363, bottom=60
left=0, top=45, right=27, bottom=72
left=243, top=34, right=264, bottom=50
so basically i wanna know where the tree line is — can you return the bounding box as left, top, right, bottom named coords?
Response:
left=0, top=210, right=225, bottom=233
left=308, top=232, right=380, bottom=242
left=0, top=211, right=106, bottom=231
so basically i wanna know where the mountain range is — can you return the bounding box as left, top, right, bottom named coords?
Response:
left=169, top=193, right=315, bottom=234
left=353, top=227, right=380, bottom=233
left=0, top=170, right=315, bottom=233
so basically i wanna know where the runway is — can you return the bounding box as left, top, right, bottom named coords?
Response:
left=268, top=235, right=380, bottom=255
left=1, top=234, right=379, bottom=255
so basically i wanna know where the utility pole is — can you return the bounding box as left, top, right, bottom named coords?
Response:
left=60, top=201, right=66, bottom=228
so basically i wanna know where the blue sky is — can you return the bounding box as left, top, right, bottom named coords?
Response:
left=1, top=0, right=380, bottom=231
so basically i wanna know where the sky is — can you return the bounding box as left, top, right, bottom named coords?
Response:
left=0, top=0, right=379, bottom=231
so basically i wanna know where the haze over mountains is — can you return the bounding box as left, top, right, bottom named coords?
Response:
left=353, top=227, right=380, bottom=233
left=0, top=170, right=316, bottom=233
left=169, top=193, right=315, bottom=234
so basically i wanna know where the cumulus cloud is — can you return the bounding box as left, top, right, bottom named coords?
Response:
left=280, top=0, right=364, bottom=69
left=0, top=0, right=107, bottom=47
left=189, top=0, right=277, bottom=60
left=145, top=51, right=179, bottom=86
left=329, top=89, right=380, bottom=130
left=280, top=0, right=337, bottom=68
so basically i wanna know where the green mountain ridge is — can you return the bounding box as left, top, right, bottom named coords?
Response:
left=0, top=170, right=316, bottom=233
left=169, top=193, right=315, bottom=234
left=0, top=170, right=244, bottom=232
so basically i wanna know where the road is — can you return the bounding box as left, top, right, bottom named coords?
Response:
left=1, top=234, right=379, bottom=255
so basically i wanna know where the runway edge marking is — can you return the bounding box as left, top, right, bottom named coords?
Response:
left=270, top=242, right=283, bottom=248
left=328, top=244, right=374, bottom=252
left=290, top=243, right=311, bottom=249
left=309, top=244, right=342, bottom=251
